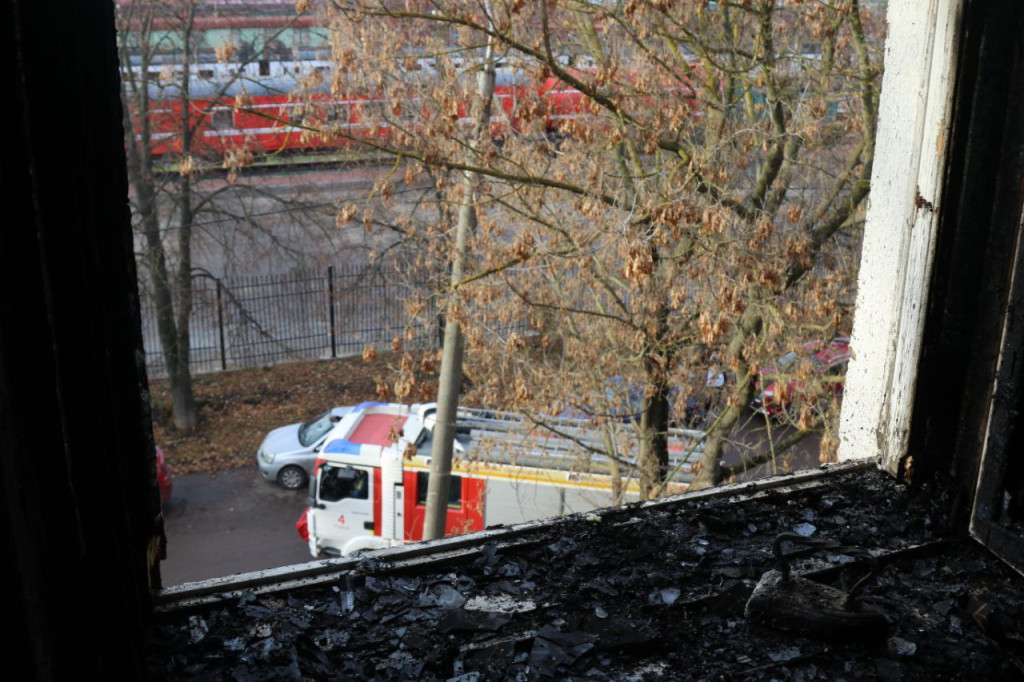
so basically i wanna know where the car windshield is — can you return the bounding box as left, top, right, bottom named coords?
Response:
left=298, top=411, right=335, bottom=447
left=776, top=351, right=799, bottom=369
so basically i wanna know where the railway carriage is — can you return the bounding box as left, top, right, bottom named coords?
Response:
left=129, top=62, right=601, bottom=158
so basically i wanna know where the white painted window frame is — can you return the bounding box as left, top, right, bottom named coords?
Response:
left=838, top=0, right=965, bottom=473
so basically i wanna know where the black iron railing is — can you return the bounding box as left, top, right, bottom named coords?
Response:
left=139, top=264, right=442, bottom=377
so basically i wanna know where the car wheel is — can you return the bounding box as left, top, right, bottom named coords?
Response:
left=277, top=465, right=308, bottom=490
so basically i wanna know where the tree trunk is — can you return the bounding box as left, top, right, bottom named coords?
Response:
left=422, top=273, right=467, bottom=540
left=170, top=170, right=197, bottom=432
left=423, top=17, right=497, bottom=539
left=124, top=99, right=196, bottom=431
left=638, top=302, right=672, bottom=498
left=690, top=304, right=762, bottom=490
left=638, top=385, right=671, bottom=499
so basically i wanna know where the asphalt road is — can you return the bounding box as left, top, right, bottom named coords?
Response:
left=160, top=464, right=313, bottom=586
left=726, top=409, right=825, bottom=482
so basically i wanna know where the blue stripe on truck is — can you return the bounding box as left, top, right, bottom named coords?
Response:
left=323, top=439, right=362, bottom=454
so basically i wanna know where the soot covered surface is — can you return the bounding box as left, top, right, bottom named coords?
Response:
left=148, top=468, right=1024, bottom=680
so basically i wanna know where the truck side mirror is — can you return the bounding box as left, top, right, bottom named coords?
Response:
left=308, top=477, right=320, bottom=508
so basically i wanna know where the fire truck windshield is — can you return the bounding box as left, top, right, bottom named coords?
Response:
left=319, top=464, right=368, bottom=502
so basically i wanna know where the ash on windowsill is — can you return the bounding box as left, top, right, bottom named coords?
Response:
left=147, top=468, right=1024, bottom=681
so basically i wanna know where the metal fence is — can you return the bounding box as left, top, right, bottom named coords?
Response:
left=140, top=264, right=440, bottom=378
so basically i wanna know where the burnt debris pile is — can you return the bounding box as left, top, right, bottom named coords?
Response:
left=148, top=469, right=1024, bottom=680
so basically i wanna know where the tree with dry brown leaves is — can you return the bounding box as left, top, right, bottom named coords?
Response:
left=301, top=0, right=883, bottom=495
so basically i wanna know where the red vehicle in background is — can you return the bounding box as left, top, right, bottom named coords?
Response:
left=156, top=446, right=173, bottom=504
left=134, top=65, right=596, bottom=158
left=751, top=337, right=852, bottom=419
left=130, top=59, right=698, bottom=159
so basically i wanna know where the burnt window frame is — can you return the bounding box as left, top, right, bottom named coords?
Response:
left=836, top=0, right=1024, bottom=575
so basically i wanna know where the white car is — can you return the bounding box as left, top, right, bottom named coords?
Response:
left=257, top=407, right=352, bottom=489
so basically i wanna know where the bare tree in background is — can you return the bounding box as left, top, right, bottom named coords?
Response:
left=118, top=0, right=355, bottom=431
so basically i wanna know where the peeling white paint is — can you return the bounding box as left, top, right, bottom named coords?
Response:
left=839, top=0, right=964, bottom=473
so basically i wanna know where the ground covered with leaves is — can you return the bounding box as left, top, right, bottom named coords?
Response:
left=149, top=468, right=1024, bottom=680
left=148, top=353, right=441, bottom=476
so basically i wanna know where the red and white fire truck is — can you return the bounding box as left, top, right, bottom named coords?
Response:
left=297, top=401, right=703, bottom=557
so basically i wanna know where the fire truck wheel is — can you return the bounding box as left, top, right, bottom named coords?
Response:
left=277, top=465, right=308, bottom=490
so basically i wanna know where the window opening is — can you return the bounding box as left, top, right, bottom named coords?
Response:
left=110, top=0, right=907, bottom=586
left=416, top=472, right=463, bottom=509
left=209, top=107, right=233, bottom=130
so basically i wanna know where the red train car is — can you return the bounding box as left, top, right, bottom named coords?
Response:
left=131, top=64, right=596, bottom=158
left=129, top=58, right=701, bottom=161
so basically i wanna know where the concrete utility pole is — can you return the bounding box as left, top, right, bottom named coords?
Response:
left=423, top=9, right=497, bottom=540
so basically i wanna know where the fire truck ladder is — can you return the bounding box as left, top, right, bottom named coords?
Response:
left=441, top=406, right=703, bottom=485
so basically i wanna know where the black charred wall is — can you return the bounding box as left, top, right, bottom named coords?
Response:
left=0, top=0, right=160, bottom=679
left=909, top=1, right=1024, bottom=513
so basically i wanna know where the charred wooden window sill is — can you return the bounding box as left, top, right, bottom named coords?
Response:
left=149, top=462, right=1024, bottom=679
